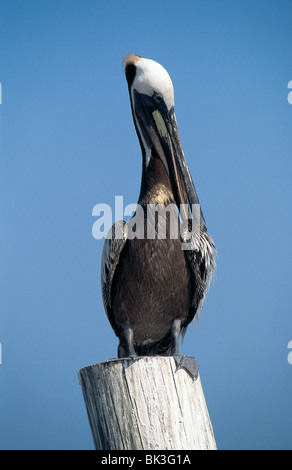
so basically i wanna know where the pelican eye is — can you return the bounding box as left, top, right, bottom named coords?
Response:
left=154, top=93, right=163, bottom=103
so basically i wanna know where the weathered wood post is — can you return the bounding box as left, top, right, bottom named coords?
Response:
left=78, top=356, right=216, bottom=450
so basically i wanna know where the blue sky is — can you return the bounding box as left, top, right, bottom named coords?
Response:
left=1, top=0, right=292, bottom=450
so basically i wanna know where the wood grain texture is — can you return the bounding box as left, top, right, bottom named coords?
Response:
left=78, top=356, right=216, bottom=450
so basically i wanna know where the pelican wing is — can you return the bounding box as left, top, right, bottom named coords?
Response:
left=181, top=220, right=216, bottom=327
left=101, top=220, right=128, bottom=331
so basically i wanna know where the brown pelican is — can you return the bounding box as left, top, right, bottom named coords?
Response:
left=101, top=54, right=216, bottom=357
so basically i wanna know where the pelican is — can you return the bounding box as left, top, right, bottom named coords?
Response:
left=101, top=54, right=216, bottom=357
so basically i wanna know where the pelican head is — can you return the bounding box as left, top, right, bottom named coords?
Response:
left=123, top=54, right=206, bottom=228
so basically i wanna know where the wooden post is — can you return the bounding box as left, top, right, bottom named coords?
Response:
left=78, top=356, right=216, bottom=450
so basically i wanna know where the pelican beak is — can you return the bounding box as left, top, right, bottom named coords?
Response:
left=133, top=90, right=206, bottom=229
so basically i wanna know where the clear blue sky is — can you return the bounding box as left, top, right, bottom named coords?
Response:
left=1, top=0, right=292, bottom=450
